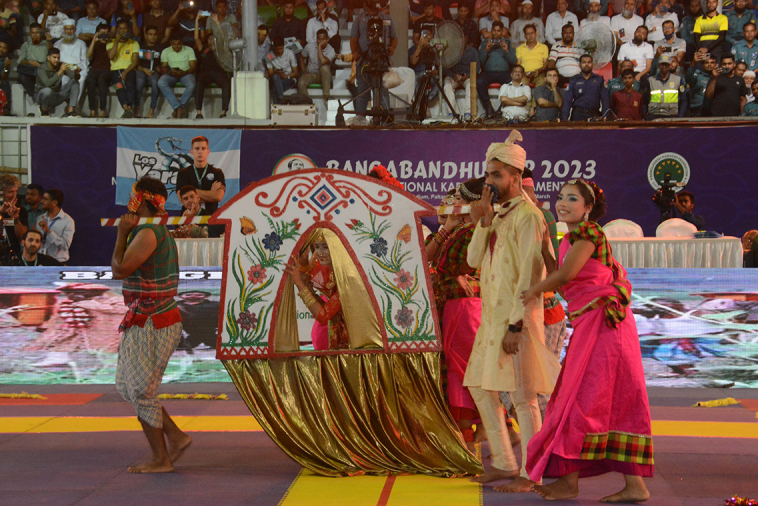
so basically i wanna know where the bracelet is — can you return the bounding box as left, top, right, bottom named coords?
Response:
left=298, top=289, right=317, bottom=307
left=508, top=323, right=522, bottom=333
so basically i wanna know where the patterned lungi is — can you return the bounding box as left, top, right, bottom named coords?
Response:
left=116, top=318, right=182, bottom=428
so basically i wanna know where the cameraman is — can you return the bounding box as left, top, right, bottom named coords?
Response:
left=349, top=0, right=398, bottom=116
left=476, top=20, right=517, bottom=119
left=672, top=190, right=706, bottom=230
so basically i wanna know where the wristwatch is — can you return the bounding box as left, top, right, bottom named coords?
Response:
left=508, top=322, right=523, bottom=333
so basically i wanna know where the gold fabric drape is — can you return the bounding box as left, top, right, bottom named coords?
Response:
left=223, top=353, right=484, bottom=477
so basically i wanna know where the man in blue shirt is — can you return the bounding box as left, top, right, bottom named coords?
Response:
left=562, top=54, right=608, bottom=120
left=731, top=22, right=758, bottom=71
left=672, top=191, right=705, bottom=230
left=36, top=188, right=75, bottom=264
left=725, top=0, right=756, bottom=49
left=476, top=20, right=517, bottom=118
left=75, top=0, right=106, bottom=43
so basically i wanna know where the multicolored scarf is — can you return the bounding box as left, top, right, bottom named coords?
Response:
left=127, top=184, right=167, bottom=216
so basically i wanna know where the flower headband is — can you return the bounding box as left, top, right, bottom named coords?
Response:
left=127, top=183, right=167, bottom=215
left=371, top=165, right=405, bottom=190
left=567, top=179, right=596, bottom=203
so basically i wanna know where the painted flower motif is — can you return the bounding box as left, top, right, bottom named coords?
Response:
left=292, top=218, right=301, bottom=230
left=236, top=310, right=258, bottom=332
left=394, top=269, right=414, bottom=290
left=370, top=237, right=388, bottom=257
left=247, top=264, right=267, bottom=285
left=263, top=232, right=283, bottom=252
left=346, top=219, right=363, bottom=230
left=394, top=307, right=414, bottom=328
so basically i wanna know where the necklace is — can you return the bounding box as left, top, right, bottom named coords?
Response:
left=22, top=255, right=38, bottom=266
left=193, top=164, right=208, bottom=186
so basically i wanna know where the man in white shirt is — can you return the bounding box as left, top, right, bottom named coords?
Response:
left=38, top=0, right=71, bottom=41
left=580, top=0, right=611, bottom=28
left=645, top=0, right=678, bottom=43
left=54, top=20, right=88, bottom=102
left=618, top=25, right=654, bottom=80
left=499, top=65, right=531, bottom=119
left=36, top=188, right=74, bottom=264
left=511, top=0, right=545, bottom=46
left=305, top=0, right=339, bottom=48
left=611, top=0, right=643, bottom=45
left=545, top=0, right=578, bottom=45
left=266, top=36, right=299, bottom=104
left=548, top=23, right=582, bottom=85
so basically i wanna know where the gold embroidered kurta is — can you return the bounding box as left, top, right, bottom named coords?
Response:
left=463, top=195, right=561, bottom=394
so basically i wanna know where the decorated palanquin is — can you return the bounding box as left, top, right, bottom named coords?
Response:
left=212, top=169, right=483, bottom=477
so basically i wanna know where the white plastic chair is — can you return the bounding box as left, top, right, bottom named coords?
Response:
left=656, top=218, right=697, bottom=238
left=603, top=219, right=644, bottom=239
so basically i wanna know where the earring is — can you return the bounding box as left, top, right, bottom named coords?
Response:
left=583, top=211, right=589, bottom=222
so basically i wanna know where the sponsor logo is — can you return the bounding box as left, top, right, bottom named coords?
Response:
left=647, top=152, right=690, bottom=191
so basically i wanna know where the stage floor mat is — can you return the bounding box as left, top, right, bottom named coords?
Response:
left=1, top=384, right=757, bottom=506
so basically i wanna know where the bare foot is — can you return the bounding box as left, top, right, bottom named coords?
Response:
left=494, top=476, right=536, bottom=493
left=127, top=459, right=174, bottom=473
left=167, top=433, right=192, bottom=463
left=474, top=425, right=487, bottom=443
left=533, top=478, right=579, bottom=501
left=601, top=486, right=650, bottom=503
left=470, top=467, right=519, bottom=483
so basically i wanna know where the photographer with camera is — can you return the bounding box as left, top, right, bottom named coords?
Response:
left=107, top=18, right=139, bottom=118
left=654, top=19, right=686, bottom=64
left=84, top=22, right=111, bottom=117
left=476, top=20, right=517, bottom=119
left=671, top=191, right=705, bottom=230
left=705, top=53, right=748, bottom=116
left=39, top=0, right=71, bottom=43
left=35, top=47, right=80, bottom=116
left=409, top=26, right=439, bottom=110
left=349, top=0, right=397, bottom=117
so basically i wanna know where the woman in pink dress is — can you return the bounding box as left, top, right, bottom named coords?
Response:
left=521, top=179, right=653, bottom=503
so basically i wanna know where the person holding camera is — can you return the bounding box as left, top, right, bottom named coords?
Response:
left=694, top=0, right=727, bottom=64
left=204, top=0, right=238, bottom=45
left=644, top=0, right=677, bottom=44
left=158, top=31, right=196, bottom=118
left=306, top=0, right=339, bottom=51
left=169, top=0, right=200, bottom=49
left=107, top=18, right=139, bottom=117
left=109, top=0, right=142, bottom=39
left=54, top=19, right=88, bottom=104
left=35, top=47, right=80, bottom=116
left=654, top=19, right=686, bottom=64
left=349, top=0, right=398, bottom=116
left=705, top=53, right=748, bottom=116
left=645, top=53, right=686, bottom=119
left=476, top=20, right=517, bottom=119
left=671, top=191, right=705, bottom=230
left=686, top=51, right=715, bottom=116
left=39, top=0, right=71, bottom=42
left=84, top=22, right=111, bottom=117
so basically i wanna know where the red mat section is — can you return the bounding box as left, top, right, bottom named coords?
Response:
left=738, top=399, right=758, bottom=412
left=0, top=394, right=104, bottom=405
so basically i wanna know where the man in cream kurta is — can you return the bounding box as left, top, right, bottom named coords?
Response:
left=464, top=131, right=561, bottom=492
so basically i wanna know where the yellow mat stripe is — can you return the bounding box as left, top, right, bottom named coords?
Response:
left=278, top=470, right=387, bottom=506
left=1, top=417, right=757, bottom=438
left=651, top=420, right=758, bottom=439
left=387, top=475, right=480, bottom=506
left=0, top=416, right=263, bottom=433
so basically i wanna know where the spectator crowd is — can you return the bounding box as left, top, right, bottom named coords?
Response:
left=0, top=0, right=756, bottom=119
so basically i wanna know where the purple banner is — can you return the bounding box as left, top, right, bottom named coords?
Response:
left=30, top=125, right=758, bottom=265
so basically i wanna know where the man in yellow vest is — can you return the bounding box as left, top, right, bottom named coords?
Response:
left=645, top=53, right=687, bottom=119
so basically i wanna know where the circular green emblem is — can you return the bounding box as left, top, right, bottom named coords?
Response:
left=647, top=152, right=690, bottom=190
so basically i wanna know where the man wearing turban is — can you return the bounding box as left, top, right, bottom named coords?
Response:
left=464, top=130, right=561, bottom=492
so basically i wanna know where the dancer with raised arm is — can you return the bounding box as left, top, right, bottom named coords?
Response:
left=522, top=179, right=653, bottom=503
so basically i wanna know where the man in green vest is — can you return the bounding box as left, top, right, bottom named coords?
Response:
left=646, top=53, right=687, bottom=119
left=111, top=176, right=192, bottom=473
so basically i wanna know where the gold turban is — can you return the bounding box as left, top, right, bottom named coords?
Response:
left=485, top=130, right=526, bottom=172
